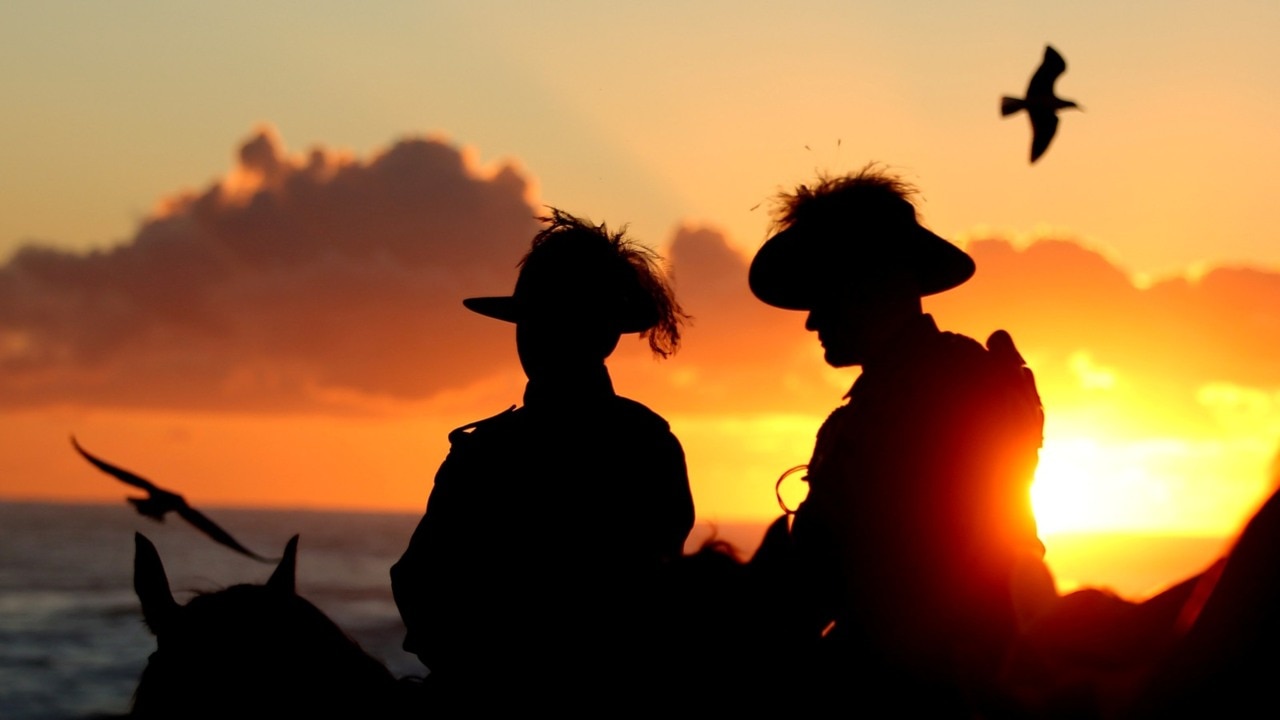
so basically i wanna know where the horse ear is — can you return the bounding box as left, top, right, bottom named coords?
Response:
left=134, top=533, right=178, bottom=634
left=267, top=535, right=300, bottom=594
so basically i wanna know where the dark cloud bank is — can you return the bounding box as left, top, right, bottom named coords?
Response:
left=3, top=128, right=1278, bottom=417
left=1, top=128, right=539, bottom=411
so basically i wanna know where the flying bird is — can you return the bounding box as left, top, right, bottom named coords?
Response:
left=1001, top=45, right=1081, bottom=163
left=71, top=436, right=278, bottom=563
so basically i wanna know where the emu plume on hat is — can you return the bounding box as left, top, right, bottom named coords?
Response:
left=749, top=181, right=975, bottom=310
left=463, top=228, right=658, bottom=334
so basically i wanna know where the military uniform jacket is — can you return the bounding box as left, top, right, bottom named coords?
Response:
left=792, top=314, right=1045, bottom=683
left=390, top=365, right=694, bottom=686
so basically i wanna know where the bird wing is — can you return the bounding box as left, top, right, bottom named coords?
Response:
left=1001, top=96, right=1026, bottom=117
left=1028, top=108, right=1060, bottom=163
left=72, top=436, right=171, bottom=497
left=1027, top=45, right=1067, bottom=97
left=175, top=504, right=278, bottom=563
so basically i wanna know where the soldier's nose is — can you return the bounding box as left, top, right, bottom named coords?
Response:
left=805, top=311, right=820, bottom=332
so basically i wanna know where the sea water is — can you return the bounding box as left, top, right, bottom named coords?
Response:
left=0, top=501, right=1227, bottom=719
left=0, top=502, right=425, bottom=720
left=0, top=502, right=772, bottom=720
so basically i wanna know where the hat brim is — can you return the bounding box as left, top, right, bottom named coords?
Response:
left=748, top=224, right=975, bottom=311
left=462, top=296, right=520, bottom=324
left=462, top=296, right=656, bottom=334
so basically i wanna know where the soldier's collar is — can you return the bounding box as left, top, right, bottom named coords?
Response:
left=523, top=364, right=616, bottom=408
left=855, top=314, right=942, bottom=378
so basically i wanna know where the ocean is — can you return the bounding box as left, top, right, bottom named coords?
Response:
left=0, top=502, right=775, bottom=720
left=0, top=502, right=428, bottom=720
left=0, top=502, right=1229, bottom=720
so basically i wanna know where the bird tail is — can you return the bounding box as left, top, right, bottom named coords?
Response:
left=1000, top=96, right=1025, bottom=116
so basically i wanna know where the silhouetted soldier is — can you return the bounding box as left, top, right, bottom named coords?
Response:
left=391, top=209, right=694, bottom=710
left=748, top=166, right=1051, bottom=714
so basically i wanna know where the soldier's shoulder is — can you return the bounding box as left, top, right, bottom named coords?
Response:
left=609, top=395, right=674, bottom=432
left=934, top=328, right=1032, bottom=372
left=447, top=404, right=521, bottom=445
left=935, top=329, right=988, bottom=355
left=929, top=330, right=991, bottom=373
left=925, top=329, right=1038, bottom=409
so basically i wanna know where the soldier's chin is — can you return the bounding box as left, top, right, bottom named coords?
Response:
left=823, top=347, right=861, bottom=368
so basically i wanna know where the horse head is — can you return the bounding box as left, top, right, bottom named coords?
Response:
left=130, top=533, right=403, bottom=719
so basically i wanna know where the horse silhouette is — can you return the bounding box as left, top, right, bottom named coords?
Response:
left=1000, top=483, right=1280, bottom=719
left=125, top=521, right=807, bottom=716
left=127, top=500, right=1280, bottom=718
left=653, top=515, right=835, bottom=713
left=129, top=533, right=415, bottom=719
left=669, top=496, right=1280, bottom=718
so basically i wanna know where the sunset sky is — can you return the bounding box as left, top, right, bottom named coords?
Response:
left=3, top=2, right=1280, bottom=591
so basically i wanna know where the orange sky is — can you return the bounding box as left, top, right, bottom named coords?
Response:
left=4, top=3, right=1280, bottom=613
left=4, top=127, right=1279, bottom=551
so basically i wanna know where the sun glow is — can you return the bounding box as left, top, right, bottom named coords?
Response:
left=1031, top=438, right=1162, bottom=535
left=1031, top=435, right=1272, bottom=537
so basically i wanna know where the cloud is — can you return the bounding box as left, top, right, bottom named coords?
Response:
left=5, top=127, right=1279, bottom=428
left=623, top=230, right=1280, bottom=439
left=931, top=238, right=1280, bottom=437
left=0, top=126, right=541, bottom=411
left=604, top=223, right=838, bottom=416
left=1197, top=383, right=1280, bottom=436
